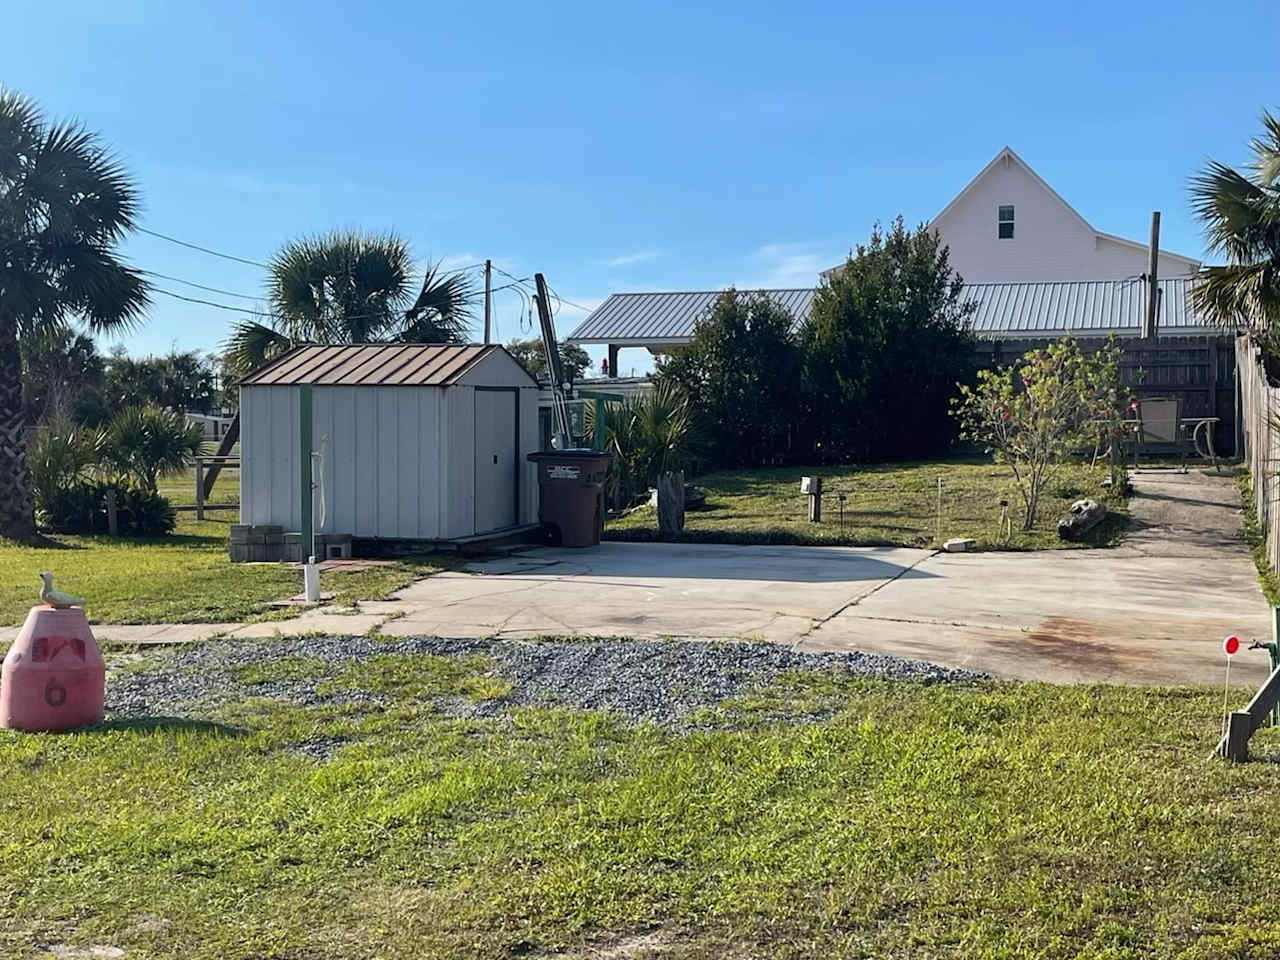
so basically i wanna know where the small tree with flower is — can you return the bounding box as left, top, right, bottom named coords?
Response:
left=952, top=335, right=1124, bottom=531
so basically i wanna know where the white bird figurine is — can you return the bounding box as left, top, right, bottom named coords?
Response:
left=39, top=572, right=83, bottom=609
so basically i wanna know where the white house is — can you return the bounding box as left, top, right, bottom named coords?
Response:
left=568, top=147, right=1208, bottom=368
left=895, top=146, right=1200, bottom=284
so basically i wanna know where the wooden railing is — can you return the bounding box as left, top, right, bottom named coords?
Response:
left=193, top=455, right=240, bottom=521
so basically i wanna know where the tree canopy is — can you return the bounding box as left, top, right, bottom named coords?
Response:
left=0, top=87, right=149, bottom=539
left=223, top=231, right=476, bottom=378
left=505, top=337, right=591, bottom=383
left=658, top=290, right=802, bottom=466
left=804, top=217, right=975, bottom=462
left=1191, top=110, right=1280, bottom=357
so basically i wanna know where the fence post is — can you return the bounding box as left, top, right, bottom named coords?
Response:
left=195, top=459, right=204, bottom=522
left=105, top=488, right=118, bottom=537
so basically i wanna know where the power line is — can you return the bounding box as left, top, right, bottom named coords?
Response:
left=140, top=270, right=262, bottom=301
left=136, top=227, right=270, bottom=269
left=152, top=287, right=271, bottom=316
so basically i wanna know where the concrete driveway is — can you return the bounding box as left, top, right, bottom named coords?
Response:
left=385, top=468, right=1273, bottom=686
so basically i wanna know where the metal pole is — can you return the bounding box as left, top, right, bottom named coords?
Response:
left=299, top=384, right=313, bottom=562
left=483, top=259, right=492, bottom=345
left=1144, top=211, right=1161, bottom=339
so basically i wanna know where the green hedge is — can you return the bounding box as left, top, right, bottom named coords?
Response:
left=38, top=479, right=176, bottom=536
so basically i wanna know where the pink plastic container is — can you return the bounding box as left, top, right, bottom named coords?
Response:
left=1, top=606, right=105, bottom=732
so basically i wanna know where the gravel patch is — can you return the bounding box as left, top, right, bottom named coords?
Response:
left=105, top=634, right=985, bottom=727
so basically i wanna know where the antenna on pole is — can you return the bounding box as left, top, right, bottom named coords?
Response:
left=534, top=272, right=572, bottom=449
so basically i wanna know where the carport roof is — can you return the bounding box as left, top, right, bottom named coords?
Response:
left=239, top=343, right=505, bottom=386
left=565, top=278, right=1217, bottom=346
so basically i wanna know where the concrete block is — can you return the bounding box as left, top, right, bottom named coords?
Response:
left=943, top=537, right=977, bottom=553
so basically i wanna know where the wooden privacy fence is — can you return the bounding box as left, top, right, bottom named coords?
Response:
left=975, top=334, right=1238, bottom=457
left=1237, top=334, right=1280, bottom=570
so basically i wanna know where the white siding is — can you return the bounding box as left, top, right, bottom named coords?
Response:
left=443, top=385, right=477, bottom=538
left=519, top=385, right=539, bottom=524
left=932, top=153, right=1198, bottom=284
left=456, top=349, right=540, bottom=388
left=312, top=385, right=445, bottom=539
left=239, top=385, right=300, bottom=529
left=240, top=371, right=539, bottom=541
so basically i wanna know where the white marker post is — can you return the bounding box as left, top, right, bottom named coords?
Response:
left=1222, top=634, right=1241, bottom=740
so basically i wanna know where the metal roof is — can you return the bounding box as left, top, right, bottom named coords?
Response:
left=566, top=289, right=816, bottom=345
left=566, top=279, right=1214, bottom=344
left=964, top=278, right=1211, bottom=336
left=239, top=343, right=508, bottom=386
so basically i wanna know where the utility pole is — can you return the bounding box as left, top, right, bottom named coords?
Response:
left=483, top=258, right=492, bottom=345
left=1144, top=212, right=1160, bottom=339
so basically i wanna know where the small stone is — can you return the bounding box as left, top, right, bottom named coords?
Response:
left=943, top=537, right=977, bottom=553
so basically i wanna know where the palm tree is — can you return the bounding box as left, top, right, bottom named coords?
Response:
left=205, top=231, right=475, bottom=496
left=1190, top=110, right=1280, bottom=350
left=223, top=230, right=475, bottom=375
left=0, top=88, right=149, bottom=540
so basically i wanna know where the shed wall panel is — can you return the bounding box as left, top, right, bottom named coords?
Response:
left=311, top=386, right=446, bottom=539
left=239, top=385, right=300, bottom=529
left=519, top=386, right=540, bottom=524
left=444, top=386, right=476, bottom=538
left=242, top=380, right=535, bottom=541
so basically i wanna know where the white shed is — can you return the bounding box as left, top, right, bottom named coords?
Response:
left=238, top=343, right=540, bottom=542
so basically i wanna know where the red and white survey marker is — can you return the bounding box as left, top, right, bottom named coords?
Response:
left=1222, top=635, right=1242, bottom=740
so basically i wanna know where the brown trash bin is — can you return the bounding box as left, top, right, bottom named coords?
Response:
left=527, top=450, right=612, bottom=547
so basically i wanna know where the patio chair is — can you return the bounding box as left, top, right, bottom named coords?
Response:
left=1134, top=397, right=1188, bottom=470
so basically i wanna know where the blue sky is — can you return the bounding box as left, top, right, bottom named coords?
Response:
left=5, top=0, right=1278, bottom=374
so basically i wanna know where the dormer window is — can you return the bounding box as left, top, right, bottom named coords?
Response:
left=998, top=205, right=1015, bottom=239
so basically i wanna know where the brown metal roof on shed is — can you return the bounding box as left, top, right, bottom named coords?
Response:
left=239, top=343, right=526, bottom=386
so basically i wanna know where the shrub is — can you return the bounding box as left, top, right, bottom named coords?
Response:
left=952, top=335, right=1124, bottom=530
left=587, top=382, right=700, bottom=508
left=100, top=404, right=204, bottom=491
left=27, top=420, right=101, bottom=507
left=657, top=290, right=802, bottom=466
left=39, top=478, right=176, bottom=536
left=804, top=217, right=976, bottom=462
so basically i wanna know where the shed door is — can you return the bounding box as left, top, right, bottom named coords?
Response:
left=474, top=388, right=518, bottom=533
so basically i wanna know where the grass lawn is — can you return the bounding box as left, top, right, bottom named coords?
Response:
left=0, top=469, right=444, bottom=627
left=4, top=650, right=1280, bottom=958
left=607, top=459, right=1129, bottom=550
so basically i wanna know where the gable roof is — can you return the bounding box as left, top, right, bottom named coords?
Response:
left=566, top=289, right=816, bottom=345
left=929, top=146, right=1200, bottom=267
left=565, top=278, right=1216, bottom=346
left=239, top=343, right=535, bottom=387
left=825, top=146, right=1201, bottom=276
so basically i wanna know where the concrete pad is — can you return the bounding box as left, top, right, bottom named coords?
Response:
left=800, top=469, right=1273, bottom=686
left=800, top=549, right=1271, bottom=686
left=388, top=542, right=934, bottom=642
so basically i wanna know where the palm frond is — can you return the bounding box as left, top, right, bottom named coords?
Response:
left=222, top=320, right=294, bottom=378
left=399, top=261, right=476, bottom=343
left=1251, top=109, right=1280, bottom=187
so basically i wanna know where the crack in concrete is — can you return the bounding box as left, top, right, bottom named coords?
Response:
left=798, top=550, right=942, bottom=640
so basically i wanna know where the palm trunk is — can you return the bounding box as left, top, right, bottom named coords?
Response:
left=0, top=320, right=36, bottom=540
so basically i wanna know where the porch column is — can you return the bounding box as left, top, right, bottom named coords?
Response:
left=607, top=344, right=620, bottom=378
